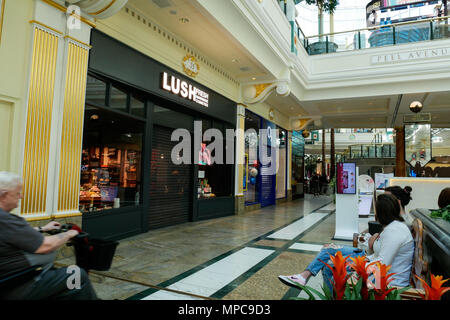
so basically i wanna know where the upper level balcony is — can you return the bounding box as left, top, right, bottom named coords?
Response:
left=293, top=15, right=450, bottom=55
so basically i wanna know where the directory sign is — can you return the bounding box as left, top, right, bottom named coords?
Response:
left=337, top=163, right=356, bottom=194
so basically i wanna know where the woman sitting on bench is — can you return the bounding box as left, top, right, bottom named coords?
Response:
left=278, top=194, right=414, bottom=291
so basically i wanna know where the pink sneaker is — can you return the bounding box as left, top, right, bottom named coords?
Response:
left=278, top=274, right=307, bottom=288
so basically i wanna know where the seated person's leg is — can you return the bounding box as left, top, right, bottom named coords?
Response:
left=24, top=267, right=97, bottom=300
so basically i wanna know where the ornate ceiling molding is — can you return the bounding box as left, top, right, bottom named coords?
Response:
left=48, top=0, right=128, bottom=20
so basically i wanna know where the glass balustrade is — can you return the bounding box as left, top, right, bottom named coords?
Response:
left=348, top=144, right=395, bottom=159
left=293, top=16, right=450, bottom=55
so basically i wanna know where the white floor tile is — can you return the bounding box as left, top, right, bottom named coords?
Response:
left=268, top=212, right=328, bottom=240
left=141, top=290, right=203, bottom=300
left=289, top=243, right=323, bottom=252
left=141, top=247, right=274, bottom=300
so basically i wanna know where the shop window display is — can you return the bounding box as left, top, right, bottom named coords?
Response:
left=80, top=106, right=144, bottom=213
left=197, top=119, right=233, bottom=199
left=276, top=128, right=287, bottom=199
left=244, top=111, right=261, bottom=204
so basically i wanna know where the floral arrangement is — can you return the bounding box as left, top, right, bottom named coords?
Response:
left=293, top=251, right=450, bottom=300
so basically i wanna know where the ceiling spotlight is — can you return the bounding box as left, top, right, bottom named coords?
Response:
left=251, top=77, right=256, bottom=80
left=90, top=114, right=99, bottom=120
left=409, top=101, right=423, bottom=113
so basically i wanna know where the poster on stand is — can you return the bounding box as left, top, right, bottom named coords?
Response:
left=375, top=173, right=394, bottom=189
left=337, top=163, right=356, bottom=194
left=358, top=175, right=375, bottom=216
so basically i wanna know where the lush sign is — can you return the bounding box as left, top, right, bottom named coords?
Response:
left=161, top=72, right=209, bottom=107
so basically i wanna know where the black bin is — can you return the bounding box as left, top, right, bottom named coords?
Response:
left=72, top=235, right=119, bottom=271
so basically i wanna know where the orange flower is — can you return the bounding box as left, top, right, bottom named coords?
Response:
left=349, top=256, right=376, bottom=300
left=320, top=251, right=350, bottom=300
left=415, top=274, right=450, bottom=300
left=371, top=262, right=397, bottom=300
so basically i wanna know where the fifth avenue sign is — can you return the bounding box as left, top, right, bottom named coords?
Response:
left=371, top=47, right=450, bottom=65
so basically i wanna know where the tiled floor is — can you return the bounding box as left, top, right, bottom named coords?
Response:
left=56, top=194, right=374, bottom=300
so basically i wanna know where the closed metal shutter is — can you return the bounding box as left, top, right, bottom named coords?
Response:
left=148, top=125, right=192, bottom=229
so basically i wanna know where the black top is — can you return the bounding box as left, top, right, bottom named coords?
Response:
left=0, top=209, right=44, bottom=277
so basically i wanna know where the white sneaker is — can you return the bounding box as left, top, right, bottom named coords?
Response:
left=278, top=274, right=307, bottom=288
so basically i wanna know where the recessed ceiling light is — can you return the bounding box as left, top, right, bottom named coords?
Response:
left=179, top=17, right=189, bottom=23
left=251, top=77, right=256, bottom=80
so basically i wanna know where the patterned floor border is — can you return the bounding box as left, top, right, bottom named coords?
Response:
left=127, top=200, right=335, bottom=300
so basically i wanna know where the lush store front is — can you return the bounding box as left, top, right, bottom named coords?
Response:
left=81, top=30, right=236, bottom=240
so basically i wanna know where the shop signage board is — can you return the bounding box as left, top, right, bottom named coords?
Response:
left=371, top=47, right=450, bottom=65
left=161, top=72, right=209, bottom=107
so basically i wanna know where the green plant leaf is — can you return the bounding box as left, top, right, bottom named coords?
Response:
left=295, top=284, right=326, bottom=300
left=344, top=284, right=352, bottom=300
left=322, top=284, right=334, bottom=300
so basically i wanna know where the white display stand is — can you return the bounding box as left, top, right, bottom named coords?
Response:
left=358, top=174, right=375, bottom=217
left=334, top=167, right=360, bottom=240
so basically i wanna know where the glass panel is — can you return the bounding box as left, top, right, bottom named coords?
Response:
left=368, top=146, right=376, bottom=158
left=395, top=22, right=430, bottom=44
left=153, top=105, right=194, bottom=131
left=362, top=146, right=369, bottom=158
left=85, top=75, right=106, bottom=106
left=376, top=145, right=382, bottom=158
left=109, top=85, right=128, bottom=113
left=244, top=111, right=260, bottom=204
left=130, top=95, right=146, bottom=118
left=382, top=145, right=390, bottom=157
left=80, top=107, right=144, bottom=213
left=368, top=25, right=394, bottom=48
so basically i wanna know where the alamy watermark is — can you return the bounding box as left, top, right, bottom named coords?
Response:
left=66, top=265, right=81, bottom=290
left=171, top=121, right=281, bottom=175
left=66, top=5, right=82, bottom=30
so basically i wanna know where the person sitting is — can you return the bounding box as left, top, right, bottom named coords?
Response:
left=0, top=171, right=98, bottom=300
left=278, top=193, right=414, bottom=291
left=438, top=187, right=450, bottom=209
left=384, top=186, right=413, bottom=228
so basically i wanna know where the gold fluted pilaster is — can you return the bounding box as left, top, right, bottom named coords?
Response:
left=21, top=25, right=59, bottom=216
left=57, top=40, right=89, bottom=214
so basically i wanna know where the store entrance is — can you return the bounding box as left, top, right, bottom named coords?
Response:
left=148, top=125, right=193, bottom=230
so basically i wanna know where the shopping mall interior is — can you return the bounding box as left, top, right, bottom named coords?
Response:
left=0, top=0, right=449, bottom=303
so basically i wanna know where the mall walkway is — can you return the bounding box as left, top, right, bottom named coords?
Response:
left=56, top=195, right=372, bottom=300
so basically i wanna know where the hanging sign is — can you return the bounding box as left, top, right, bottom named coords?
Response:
left=161, top=72, right=209, bottom=107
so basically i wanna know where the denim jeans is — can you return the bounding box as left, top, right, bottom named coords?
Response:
left=306, top=245, right=365, bottom=292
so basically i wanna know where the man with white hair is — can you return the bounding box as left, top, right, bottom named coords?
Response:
left=0, top=171, right=97, bottom=300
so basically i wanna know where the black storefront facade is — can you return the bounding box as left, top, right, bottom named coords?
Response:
left=80, top=30, right=236, bottom=240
